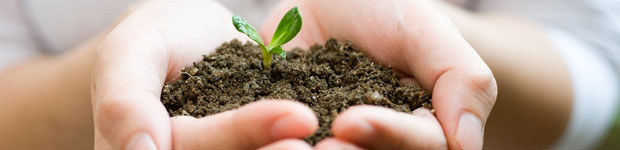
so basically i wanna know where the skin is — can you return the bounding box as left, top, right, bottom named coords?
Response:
left=2, top=0, right=317, bottom=150
left=261, top=0, right=571, bottom=149
left=410, top=2, right=573, bottom=149
left=434, top=2, right=573, bottom=149
left=262, top=0, right=496, bottom=149
left=91, top=0, right=318, bottom=149
left=0, top=35, right=98, bottom=150
left=0, top=0, right=572, bottom=149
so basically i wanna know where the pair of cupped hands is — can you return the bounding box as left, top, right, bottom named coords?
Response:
left=92, top=0, right=497, bottom=149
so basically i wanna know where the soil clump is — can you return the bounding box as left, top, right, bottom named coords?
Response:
left=161, top=39, right=432, bottom=145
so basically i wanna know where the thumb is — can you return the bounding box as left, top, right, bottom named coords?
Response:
left=92, top=15, right=172, bottom=149
left=433, top=68, right=497, bottom=150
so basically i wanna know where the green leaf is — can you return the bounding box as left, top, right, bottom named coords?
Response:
left=268, top=7, right=302, bottom=50
left=232, top=15, right=264, bottom=46
left=270, top=46, right=286, bottom=59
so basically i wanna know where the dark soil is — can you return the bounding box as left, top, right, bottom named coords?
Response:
left=161, top=39, right=432, bottom=145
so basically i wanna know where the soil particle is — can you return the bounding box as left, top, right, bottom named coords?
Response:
left=161, top=39, right=432, bottom=145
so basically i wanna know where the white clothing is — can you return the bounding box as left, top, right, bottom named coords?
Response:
left=0, top=0, right=40, bottom=71
left=547, top=28, right=619, bottom=150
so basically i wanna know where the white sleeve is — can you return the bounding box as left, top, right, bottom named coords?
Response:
left=545, top=28, right=620, bottom=150
left=0, top=0, right=41, bottom=72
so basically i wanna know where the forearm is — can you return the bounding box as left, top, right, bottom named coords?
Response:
left=434, top=1, right=573, bottom=148
left=0, top=35, right=99, bottom=149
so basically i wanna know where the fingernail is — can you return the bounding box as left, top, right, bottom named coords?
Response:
left=455, top=113, right=483, bottom=150
left=412, top=108, right=431, bottom=118
left=126, top=132, right=157, bottom=150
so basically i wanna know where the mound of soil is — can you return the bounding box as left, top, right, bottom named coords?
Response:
left=161, top=39, right=432, bottom=145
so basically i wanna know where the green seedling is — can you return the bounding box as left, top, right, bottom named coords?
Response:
left=232, top=7, right=302, bottom=70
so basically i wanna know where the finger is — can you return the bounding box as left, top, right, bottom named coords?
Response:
left=412, top=107, right=436, bottom=119
left=314, top=138, right=365, bottom=150
left=170, top=100, right=318, bottom=150
left=433, top=69, right=497, bottom=150
left=331, top=106, right=447, bottom=150
left=258, top=139, right=312, bottom=150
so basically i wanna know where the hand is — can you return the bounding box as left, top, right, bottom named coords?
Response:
left=92, top=0, right=316, bottom=149
left=261, top=0, right=498, bottom=149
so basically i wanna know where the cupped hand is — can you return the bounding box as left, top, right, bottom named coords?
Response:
left=92, top=0, right=316, bottom=149
left=261, top=0, right=498, bottom=149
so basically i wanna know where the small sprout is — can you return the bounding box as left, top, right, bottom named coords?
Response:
left=232, top=7, right=302, bottom=70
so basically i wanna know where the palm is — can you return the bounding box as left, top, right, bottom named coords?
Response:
left=93, top=1, right=315, bottom=149
left=260, top=0, right=496, bottom=149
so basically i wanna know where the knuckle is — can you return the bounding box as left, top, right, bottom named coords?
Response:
left=462, top=68, right=498, bottom=112
left=465, top=68, right=498, bottom=100
left=93, top=97, right=130, bottom=129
